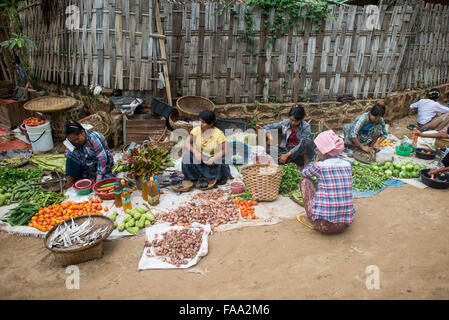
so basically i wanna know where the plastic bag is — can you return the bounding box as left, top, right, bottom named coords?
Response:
left=376, top=146, right=394, bottom=164
left=401, top=136, right=413, bottom=147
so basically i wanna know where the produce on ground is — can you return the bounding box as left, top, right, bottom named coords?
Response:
left=371, top=160, right=426, bottom=179
left=156, top=189, right=240, bottom=228
left=1, top=202, right=40, bottom=226
left=234, top=199, right=259, bottom=220
left=0, top=167, right=43, bottom=192
left=380, top=139, right=396, bottom=147
left=0, top=180, right=67, bottom=207
left=0, top=157, right=25, bottom=167
left=352, top=160, right=427, bottom=191
left=29, top=154, right=66, bottom=172
left=289, top=188, right=303, bottom=204
left=112, top=207, right=155, bottom=234
left=29, top=198, right=104, bottom=232
left=47, top=216, right=110, bottom=249
left=231, top=189, right=252, bottom=201
left=352, top=161, right=390, bottom=192
left=145, top=228, right=204, bottom=267
left=112, top=145, right=174, bottom=179
left=279, top=163, right=302, bottom=195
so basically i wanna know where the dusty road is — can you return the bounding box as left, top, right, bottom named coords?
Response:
left=1, top=183, right=448, bottom=300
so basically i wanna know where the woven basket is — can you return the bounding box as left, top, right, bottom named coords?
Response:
left=47, top=101, right=85, bottom=142
left=176, top=96, right=215, bottom=118
left=44, top=215, right=113, bottom=267
left=241, top=164, right=283, bottom=201
left=23, top=96, right=79, bottom=113
left=145, top=127, right=175, bottom=151
left=169, top=112, right=195, bottom=132
left=79, top=111, right=113, bottom=140
left=435, top=138, right=449, bottom=152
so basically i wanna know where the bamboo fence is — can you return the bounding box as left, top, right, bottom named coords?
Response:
left=16, top=0, right=449, bottom=103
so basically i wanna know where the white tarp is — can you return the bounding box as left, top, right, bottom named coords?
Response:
left=138, top=222, right=211, bottom=270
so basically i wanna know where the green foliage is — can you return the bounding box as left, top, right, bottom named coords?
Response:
left=0, top=32, right=36, bottom=51
left=279, top=163, right=302, bottom=195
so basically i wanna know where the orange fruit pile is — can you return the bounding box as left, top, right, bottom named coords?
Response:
left=234, top=200, right=259, bottom=220
left=29, top=198, right=103, bottom=232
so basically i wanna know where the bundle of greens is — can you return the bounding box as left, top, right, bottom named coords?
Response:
left=279, top=163, right=302, bottom=195
left=112, top=146, right=174, bottom=179
left=352, top=161, right=389, bottom=192
left=0, top=167, right=43, bottom=192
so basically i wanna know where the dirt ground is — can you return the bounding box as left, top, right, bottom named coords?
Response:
left=1, top=114, right=448, bottom=300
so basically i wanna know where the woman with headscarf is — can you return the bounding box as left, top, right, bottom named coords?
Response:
left=63, top=120, right=115, bottom=189
left=343, top=103, right=388, bottom=153
left=263, top=105, right=315, bottom=167
left=297, top=130, right=355, bottom=234
left=181, top=110, right=232, bottom=189
left=409, top=88, right=449, bottom=132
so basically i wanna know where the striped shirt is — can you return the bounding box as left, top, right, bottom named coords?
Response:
left=349, top=112, right=388, bottom=140
left=84, top=130, right=112, bottom=181
left=301, top=157, right=355, bottom=224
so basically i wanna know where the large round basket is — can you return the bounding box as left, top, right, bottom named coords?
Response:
left=78, top=111, right=113, bottom=140
left=46, top=100, right=85, bottom=142
left=176, top=96, right=215, bottom=118
left=44, top=215, right=114, bottom=267
left=435, top=138, right=449, bottom=153
left=169, top=111, right=195, bottom=132
left=241, top=163, right=283, bottom=202
left=23, top=95, right=79, bottom=113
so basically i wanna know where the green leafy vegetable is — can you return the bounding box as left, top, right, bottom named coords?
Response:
left=279, top=163, right=302, bottom=195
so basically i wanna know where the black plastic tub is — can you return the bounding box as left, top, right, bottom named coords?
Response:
left=416, top=148, right=437, bottom=160
left=420, top=169, right=449, bottom=189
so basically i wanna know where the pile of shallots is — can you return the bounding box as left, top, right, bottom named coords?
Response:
left=146, top=229, right=204, bottom=266
left=157, top=189, right=240, bottom=228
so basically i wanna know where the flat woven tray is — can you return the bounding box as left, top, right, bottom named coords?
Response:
left=24, top=96, right=79, bottom=113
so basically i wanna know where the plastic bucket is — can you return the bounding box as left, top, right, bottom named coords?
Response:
left=25, top=120, right=54, bottom=152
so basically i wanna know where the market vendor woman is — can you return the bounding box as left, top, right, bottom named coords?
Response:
left=263, top=106, right=315, bottom=167
left=64, top=120, right=115, bottom=189
left=297, top=130, right=355, bottom=234
left=343, top=103, right=388, bottom=152
left=182, top=110, right=232, bottom=188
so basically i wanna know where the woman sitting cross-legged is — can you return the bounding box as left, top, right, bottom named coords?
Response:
left=181, top=110, right=232, bottom=189
left=297, top=130, right=355, bottom=234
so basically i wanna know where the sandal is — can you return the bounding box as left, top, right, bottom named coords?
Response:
left=296, top=214, right=315, bottom=230
left=198, top=179, right=209, bottom=189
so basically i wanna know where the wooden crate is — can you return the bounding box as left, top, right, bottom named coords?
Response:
left=123, top=114, right=166, bottom=145
left=0, top=99, right=32, bottom=128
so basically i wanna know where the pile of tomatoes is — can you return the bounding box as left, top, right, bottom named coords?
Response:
left=234, top=199, right=259, bottom=220
left=23, top=117, right=45, bottom=127
left=29, top=198, right=105, bottom=232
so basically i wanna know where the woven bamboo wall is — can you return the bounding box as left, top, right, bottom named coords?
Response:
left=18, top=1, right=449, bottom=103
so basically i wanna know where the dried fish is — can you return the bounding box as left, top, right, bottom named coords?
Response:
left=48, top=217, right=109, bottom=249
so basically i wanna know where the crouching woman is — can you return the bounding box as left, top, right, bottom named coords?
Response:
left=297, top=130, right=355, bottom=234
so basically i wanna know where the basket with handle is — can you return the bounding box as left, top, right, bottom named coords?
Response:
left=78, top=111, right=113, bottom=140
left=435, top=137, right=449, bottom=153
left=176, top=96, right=215, bottom=118
left=144, top=127, right=175, bottom=151
left=241, top=163, right=283, bottom=201
left=169, top=111, right=195, bottom=132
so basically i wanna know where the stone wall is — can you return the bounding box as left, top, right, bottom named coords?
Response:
left=214, top=83, right=449, bottom=130
left=36, top=80, right=449, bottom=146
